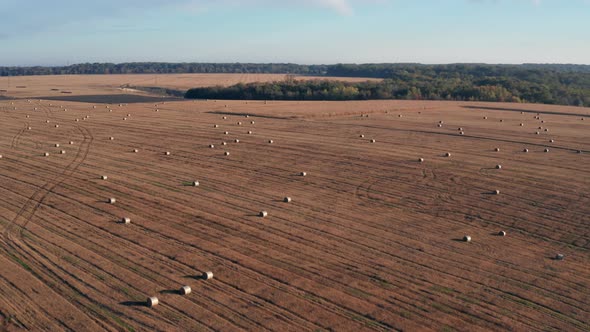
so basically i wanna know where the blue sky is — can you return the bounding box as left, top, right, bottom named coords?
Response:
left=0, top=0, right=588, bottom=66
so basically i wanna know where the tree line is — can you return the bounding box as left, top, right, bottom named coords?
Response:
left=1, top=62, right=588, bottom=106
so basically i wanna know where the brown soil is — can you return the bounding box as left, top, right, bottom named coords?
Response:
left=0, top=97, right=589, bottom=331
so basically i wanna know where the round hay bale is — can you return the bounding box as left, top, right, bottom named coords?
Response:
left=69, top=141, right=74, bottom=145
left=538, top=126, right=542, bottom=129
left=458, top=127, right=463, bottom=131
left=544, top=128, right=548, bottom=132
left=180, top=286, right=191, bottom=295
left=164, top=151, right=171, bottom=156
left=133, top=149, right=138, bottom=153
left=493, top=189, right=500, bottom=195
left=520, top=123, right=524, bottom=126
left=549, top=139, right=554, bottom=143
left=222, top=142, right=227, bottom=146
left=445, top=152, right=451, bottom=157
left=284, top=197, right=292, bottom=203
left=75, top=119, right=79, bottom=122
left=202, top=271, right=214, bottom=280
left=544, top=148, right=549, bottom=153
left=27, top=127, right=32, bottom=130
left=121, top=217, right=131, bottom=224
left=495, top=148, right=500, bottom=152
left=26, top=115, right=30, bottom=118
left=60, top=150, right=66, bottom=154
left=108, top=198, right=116, bottom=204
left=500, top=119, right=504, bottom=122
left=496, top=164, right=502, bottom=169
left=555, top=254, right=564, bottom=260
left=535, top=132, right=540, bottom=135
left=523, top=148, right=529, bottom=153
left=214, top=124, right=219, bottom=128
left=259, top=211, right=268, bottom=218
left=459, top=131, right=465, bottom=135
left=248, top=131, right=252, bottom=134
left=209, top=144, right=215, bottom=148
left=46, top=120, right=50, bottom=123
left=360, top=134, right=365, bottom=138
left=237, top=122, right=242, bottom=125
left=463, top=235, right=471, bottom=242
left=224, top=151, right=230, bottom=156
left=419, top=158, right=425, bottom=163
left=109, top=137, right=114, bottom=140
left=251, top=121, right=255, bottom=124
left=541, top=120, right=545, bottom=123
left=498, top=230, right=507, bottom=236
left=437, top=124, right=442, bottom=128
left=439, top=121, right=444, bottom=124
left=483, top=116, right=487, bottom=119
left=44, top=152, right=50, bottom=157
left=245, top=115, right=250, bottom=118
left=234, top=139, right=240, bottom=143
left=147, top=297, right=158, bottom=307
left=224, top=131, right=229, bottom=135
left=55, top=124, right=59, bottom=128
left=192, top=181, right=199, bottom=187
left=123, top=118, right=127, bottom=121
left=55, top=143, right=60, bottom=147
left=101, top=175, right=108, bottom=180
left=398, top=114, right=402, bottom=118
left=268, top=140, right=274, bottom=144
left=370, top=139, right=376, bottom=143
left=300, top=171, right=307, bottom=176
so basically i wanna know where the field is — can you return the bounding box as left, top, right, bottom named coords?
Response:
left=0, top=74, right=381, bottom=100
left=0, top=95, right=589, bottom=331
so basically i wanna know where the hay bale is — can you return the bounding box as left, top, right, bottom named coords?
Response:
left=44, top=152, right=50, bottom=157
left=237, top=122, right=242, bottom=125
left=179, top=286, right=191, bottom=295
left=520, top=123, right=524, bottom=126
left=109, top=137, right=114, bottom=140
left=360, top=134, right=365, bottom=138
left=147, top=297, right=158, bottom=307
left=544, top=128, right=548, bottom=132
left=458, top=127, right=463, bottom=131
left=164, top=151, right=170, bottom=156
left=214, top=124, right=219, bottom=128
left=483, top=116, right=487, bottom=119
left=523, top=148, right=529, bottom=153
left=202, top=271, right=214, bottom=280
left=498, top=231, right=507, bottom=237
left=192, top=181, right=199, bottom=187
left=259, top=211, right=268, bottom=218
left=75, top=119, right=79, bottom=122
left=463, top=235, right=471, bottom=242
left=133, top=149, right=139, bottom=153
left=445, top=152, right=451, bottom=157
left=101, top=175, right=108, bottom=180
left=493, top=189, right=500, bottom=195
left=459, top=131, right=465, bottom=135
left=222, top=142, right=227, bottom=146
left=248, top=131, right=252, bottom=134
left=224, top=131, right=229, bottom=135
left=0, top=155, right=2, bottom=159
left=27, top=127, right=32, bottom=130
left=224, top=151, right=230, bottom=156
left=251, top=121, right=255, bottom=124
left=535, top=132, right=540, bottom=135
left=55, top=124, right=59, bottom=128
left=55, top=143, right=60, bottom=147
left=234, top=139, right=240, bottom=143
left=500, top=119, right=504, bottom=122
left=300, top=171, right=307, bottom=176
left=69, top=141, right=74, bottom=145
left=121, top=217, right=131, bottom=224
left=496, top=165, right=502, bottom=169
left=268, top=140, right=274, bottom=144
left=544, top=148, right=549, bottom=153
left=555, top=254, right=564, bottom=260
left=437, top=124, right=442, bottom=128
left=60, top=150, right=66, bottom=154
left=284, top=197, right=292, bottom=203
left=209, top=144, right=215, bottom=148
left=108, top=198, right=116, bottom=204
left=419, top=158, right=425, bottom=163
left=370, top=139, right=376, bottom=143
left=495, top=148, right=500, bottom=152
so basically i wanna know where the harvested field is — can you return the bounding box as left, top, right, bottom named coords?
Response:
left=0, top=97, right=589, bottom=331
left=0, top=74, right=381, bottom=100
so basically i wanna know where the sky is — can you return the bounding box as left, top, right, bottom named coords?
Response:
left=0, top=0, right=589, bottom=66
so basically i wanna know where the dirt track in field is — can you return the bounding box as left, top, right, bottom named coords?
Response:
left=0, top=97, right=589, bottom=331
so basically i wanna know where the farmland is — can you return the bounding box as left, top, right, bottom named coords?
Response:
left=0, top=93, right=589, bottom=331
